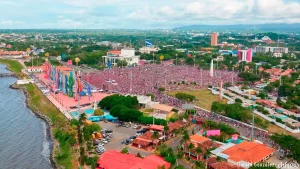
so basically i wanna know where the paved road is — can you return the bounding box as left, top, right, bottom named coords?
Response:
left=166, top=124, right=200, bottom=169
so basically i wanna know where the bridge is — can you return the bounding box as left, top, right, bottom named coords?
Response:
left=0, top=73, right=16, bottom=77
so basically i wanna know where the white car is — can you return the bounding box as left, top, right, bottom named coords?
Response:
left=133, top=125, right=138, bottom=129
left=102, top=139, right=108, bottom=144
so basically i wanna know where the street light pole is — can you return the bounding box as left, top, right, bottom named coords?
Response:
left=176, top=54, right=178, bottom=65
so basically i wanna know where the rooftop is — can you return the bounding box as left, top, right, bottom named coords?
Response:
left=151, top=103, right=174, bottom=112
left=222, top=141, right=275, bottom=164
left=210, top=161, right=245, bottom=169
left=190, top=134, right=209, bottom=144
left=97, top=150, right=171, bottom=169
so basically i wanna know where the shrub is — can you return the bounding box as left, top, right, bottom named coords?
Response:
left=94, top=109, right=104, bottom=116
left=164, top=155, right=176, bottom=165
left=175, top=92, right=196, bottom=102
left=121, top=147, right=129, bottom=154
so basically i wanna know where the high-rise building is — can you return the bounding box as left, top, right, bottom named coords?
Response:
left=211, top=32, right=218, bottom=46
left=238, top=49, right=253, bottom=62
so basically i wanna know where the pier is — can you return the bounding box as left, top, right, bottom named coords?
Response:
left=0, top=73, right=15, bottom=77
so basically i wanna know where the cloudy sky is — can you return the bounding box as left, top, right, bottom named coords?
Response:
left=1, top=0, right=300, bottom=29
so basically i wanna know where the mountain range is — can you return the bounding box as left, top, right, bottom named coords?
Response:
left=173, top=23, right=300, bottom=32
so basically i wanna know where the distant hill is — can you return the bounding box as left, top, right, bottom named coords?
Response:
left=173, top=23, right=300, bottom=32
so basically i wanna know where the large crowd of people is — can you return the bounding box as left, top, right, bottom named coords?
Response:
left=82, top=64, right=280, bottom=147
left=83, top=64, right=239, bottom=106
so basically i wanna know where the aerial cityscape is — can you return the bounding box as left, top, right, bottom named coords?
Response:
left=0, top=1, right=300, bottom=169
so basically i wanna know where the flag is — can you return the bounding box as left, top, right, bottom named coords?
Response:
left=107, top=60, right=112, bottom=69
left=87, top=85, right=92, bottom=101
left=67, top=60, right=72, bottom=66
left=146, top=39, right=153, bottom=47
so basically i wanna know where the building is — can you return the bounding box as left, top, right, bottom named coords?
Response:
left=254, top=46, right=288, bottom=53
left=221, top=141, right=275, bottom=168
left=97, top=150, right=171, bottom=169
left=102, top=48, right=140, bottom=66
left=0, top=50, right=25, bottom=59
left=139, top=46, right=160, bottom=54
left=211, top=32, right=218, bottom=46
left=238, top=49, right=252, bottom=62
left=26, top=66, right=45, bottom=73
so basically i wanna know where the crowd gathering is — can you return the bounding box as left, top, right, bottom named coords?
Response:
left=196, top=109, right=279, bottom=148
left=82, top=64, right=279, bottom=147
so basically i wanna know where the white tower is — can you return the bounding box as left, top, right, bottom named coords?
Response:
left=210, top=59, right=214, bottom=77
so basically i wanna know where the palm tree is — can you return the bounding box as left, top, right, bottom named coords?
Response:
left=166, top=147, right=173, bottom=157
left=152, top=131, right=159, bottom=147
left=79, top=113, right=87, bottom=125
left=163, top=125, right=169, bottom=138
left=176, top=150, right=184, bottom=166
left=187, top=143, right=195, bottom=157
left=195, top=147, right=202, bottom=161
left=194, top=161, right=205, bottom=169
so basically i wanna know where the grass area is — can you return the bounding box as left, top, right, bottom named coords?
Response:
left=0, top=58, right=23, bottom=72
left=167, top=89, right=219, bottom=110
left=24, top=83, right=75, bottom=169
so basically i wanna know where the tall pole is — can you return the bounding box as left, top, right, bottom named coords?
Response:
left=251, top=110, right=254, bottom=141
left=232, top=67, right=234, bottom=86
left=152, top=53, right=154, bottom=65
left=201, top=68, right=203, bottom=86
left=176, top=54, right=178, bottom=65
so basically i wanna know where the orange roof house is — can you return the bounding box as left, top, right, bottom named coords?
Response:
left=222, top=141, right=275, bottom=164
left=107, top=50, right=121, bottom=56
left=97, top=150, right=171, bottom=169
left=190, top=134, right=209, bottom=144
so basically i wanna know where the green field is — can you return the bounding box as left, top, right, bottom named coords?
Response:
left=0, top=58, right=24, bottom=72
left=167, top=89, right=219, bottom=110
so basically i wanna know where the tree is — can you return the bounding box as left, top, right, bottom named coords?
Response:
left=194, top=161, right=205, bottom=169
left=79, top=113, right=87, bottom=125
left=195, top=147, right=202, bottom=161
left=152, top=131, right=159, bottom=147
left=82, top=123, right=101, bottom=141
left=164, top=125, right=169, bottom=136
left=94, top=108, right=104, bottom=116
left=176, top=150, right=184, bottom=166
left=117, top=60, right=128, bottom=67
left=121, top=147, right=129, bottom=154
left=187, top=143, right=195, bottom=157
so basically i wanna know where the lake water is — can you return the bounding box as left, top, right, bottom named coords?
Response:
left=0, top=64, right=52, bottom=169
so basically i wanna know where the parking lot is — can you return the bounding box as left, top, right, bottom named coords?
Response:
left=96, top=121, right=153, bottom=156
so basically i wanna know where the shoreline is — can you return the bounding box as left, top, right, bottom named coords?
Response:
left=1, top=62, right=58, bottom=169
left=10, top=83, right=57, bottom=169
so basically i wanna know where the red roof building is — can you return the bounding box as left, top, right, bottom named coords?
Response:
left=222, top=141, right=275, bottom=165
left=97, top=150, right=171, bottom=169
left=149, top=125, right=164, bottom=132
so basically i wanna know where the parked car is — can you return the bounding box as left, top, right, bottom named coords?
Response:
left=133, top=125, right=138, bottom=129
left=136, top=125, right=142, bottom=130
left=101, top=139, right=108, bottom=144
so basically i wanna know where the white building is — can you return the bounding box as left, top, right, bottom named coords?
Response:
left=102, top=48, right=140, bottom=66
left=254, top=46, right=288, bottom=53
left=261, top=36, right=271, bottom=41
left=26, top=66, right=44, bottom=73
left=139, top=46, right=160, bottom=54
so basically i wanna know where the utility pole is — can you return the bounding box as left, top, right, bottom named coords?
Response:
left=232, top=67, right=234, bottom=86
left=176, top=54, right=178, bottom=65
left=152, top=53, right=154, bottom=65
left=251, top=110, right=254, bottom=141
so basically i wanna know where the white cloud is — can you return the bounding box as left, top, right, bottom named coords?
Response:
left=1, top=0, right=300, bottom=28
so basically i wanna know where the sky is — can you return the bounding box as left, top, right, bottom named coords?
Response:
left=1, top=0, right=300, bottom=29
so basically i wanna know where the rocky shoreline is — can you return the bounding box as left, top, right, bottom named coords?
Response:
left=1, top=62, right=58, bottom=169
left=10, top=83, right=58, bottom=169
